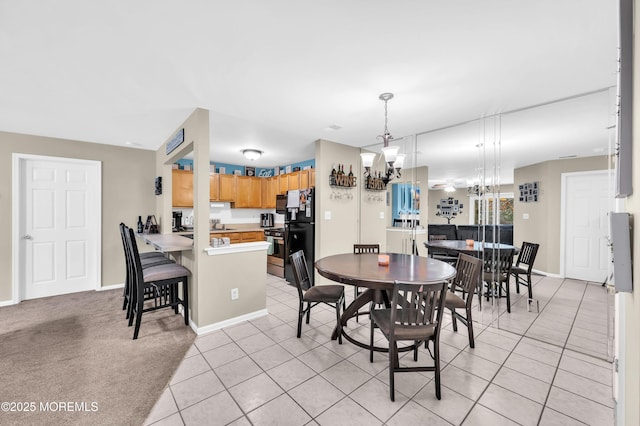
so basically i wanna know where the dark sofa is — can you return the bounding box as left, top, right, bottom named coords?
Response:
left=428, top=224, right=513, bottom=245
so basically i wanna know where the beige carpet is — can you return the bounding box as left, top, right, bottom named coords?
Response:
left=0, top=289, right=196, bottom=425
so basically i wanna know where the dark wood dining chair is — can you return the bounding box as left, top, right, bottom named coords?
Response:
left=482, top=248, right=515, bottom=313
left=428, top=235, right=457, bottom=264
left=369, top=279, right=448, bottom=401
left=289, top=250, right=345, bottom=343
left=353, top=244, right=380, bottom=322
left=124, top=227, right=191, bottom=340
left=510, top=242, right=539, bottom=300
left=446, top=253, right=483, bottom=347
left=119, top=223, right=173, bottom=317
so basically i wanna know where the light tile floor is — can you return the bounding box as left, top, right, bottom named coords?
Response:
left=145, top=274, right=615, bottom=425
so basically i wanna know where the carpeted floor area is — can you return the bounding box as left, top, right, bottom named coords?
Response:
left=0, top=289, right=196, bottom=426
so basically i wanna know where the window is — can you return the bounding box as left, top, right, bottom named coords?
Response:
left=470, top=193, right=514, bottom=225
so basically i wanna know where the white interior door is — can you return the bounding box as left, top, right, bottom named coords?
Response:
left=563, top=170, right=613, bottom=282
left=17, top=155, right=101, bottom=300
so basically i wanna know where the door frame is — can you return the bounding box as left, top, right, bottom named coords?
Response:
left=11, top=153, right=102, bottom=304
left=559, top=169, right=613, bottom=279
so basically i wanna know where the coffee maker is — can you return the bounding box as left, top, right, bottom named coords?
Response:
left=260, top=213, right=274, bottom=228
left=172, top=211, right=183, bottom=231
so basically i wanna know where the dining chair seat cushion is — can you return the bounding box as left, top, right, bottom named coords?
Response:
left=445, top=291, right=466, bottom=309
left=511, top=265, right=528, bottom=275
left=483, top=271, right=508, bottom=282
left=370, top=309, right=437, bottom=340
left=143, top=263, right=191, bottom=282
left=140, top=252, right=166, bottom=260
left=303, top=285, right=344, bottom=303
left=140, top=257, right=175, bottom=268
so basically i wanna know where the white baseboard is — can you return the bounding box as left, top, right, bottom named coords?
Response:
left=532, top=268, right=562, bottom=279
left=193, top=309, right=269, bottom=336
left=98, top=283, right=125, bottom=291
left=0, top=299, right=17, bottom=307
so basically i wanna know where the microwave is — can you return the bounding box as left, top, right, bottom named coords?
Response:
left=276, top=195, right=287, bottom=214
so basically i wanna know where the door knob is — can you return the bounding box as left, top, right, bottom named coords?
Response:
left=23, top=234, right=33, bottom=240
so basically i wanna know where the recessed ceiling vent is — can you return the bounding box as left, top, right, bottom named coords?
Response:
left=325, top=124, right=343, bottom=131
left=559, top=154, right=577, bottom=159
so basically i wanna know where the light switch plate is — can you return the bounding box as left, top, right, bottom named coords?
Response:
left=324, top=211, right=331, bottom=220
left=522, top=213, right=529, bottom=219
left=379, top=212, right=385, bottom=219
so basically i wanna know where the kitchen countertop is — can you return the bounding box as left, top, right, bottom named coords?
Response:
left=174, top=225, right=283, bottom=235
left=138, top=233, right=193, bottom=252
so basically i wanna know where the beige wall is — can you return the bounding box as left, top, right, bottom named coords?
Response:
left=514, top=156, right=609, bottom=274
left=427, top=184, right=514, bottom=226
left=0, top=131, right=156, bottom=302
left=315, top=139, right=362, bottom=285
left=621, top=2, right=640, bottom=423
left=428, top=189, right=469, bottom=225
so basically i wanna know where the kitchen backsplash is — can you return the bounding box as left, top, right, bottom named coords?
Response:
left=173, top=205, right=284, bottom=227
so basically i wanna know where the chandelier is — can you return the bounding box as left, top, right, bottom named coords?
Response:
left=361, top=93, right=405, bottom=187
left=468, top=184, right=492, bottom=196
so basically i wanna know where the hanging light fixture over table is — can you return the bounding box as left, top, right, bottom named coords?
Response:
left=361, top=93, right=405, bottom=187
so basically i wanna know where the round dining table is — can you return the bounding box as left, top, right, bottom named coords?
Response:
left=315, top=252, right=456, bottom=351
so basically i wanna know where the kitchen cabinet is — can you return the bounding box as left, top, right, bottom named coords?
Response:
left=298, top=169, right=315, bottom=189
left=218, top=174, right=236, bottom=202
left=211, top=230, right=264, bottom=244
left=209, top=173, right=219, bottom=201
left=172, top=169, right=193, bottom=207
left=261, top=178, right=277, bottom=208
left=278, top=174, right=288, bottom=195
left=235, top=176, right=262, bottom=208
left=214, top=232, right=241, bottom=244
left=288, top=172, right=300, bottom=191
left=241, top=230, right=264, bottom=242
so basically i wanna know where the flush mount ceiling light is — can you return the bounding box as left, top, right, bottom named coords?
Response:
left=242, top=149, right=262, bottom=161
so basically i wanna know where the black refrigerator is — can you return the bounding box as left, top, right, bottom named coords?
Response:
left=284, top=188, right=315, bottom=286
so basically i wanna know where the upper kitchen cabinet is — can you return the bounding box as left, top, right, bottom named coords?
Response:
left=172, top=169, right=193, bottom=207
left=298, top=169, right=315, bottom=189
left=209, top=173, right=219, bottom=201
left=261, top=177, right=277, bottom=208
left=278, top=174, right=288, bottom=195
left=218, top=174, right=236, bottom=202
left=235, top=176, right=262, bottom=208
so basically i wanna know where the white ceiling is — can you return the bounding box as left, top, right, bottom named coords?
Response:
left=0, top=1, right=618, bottom=187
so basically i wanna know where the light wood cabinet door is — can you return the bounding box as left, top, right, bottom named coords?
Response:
left=309, top=169, right=315, bottom=188
left=219, top=174, right=236, bottom=202
left=299, top=170, right=309, bottom=189
left=261, top=178, right=269, bottom=208
left=268, top=177, right=278, bottom=207
left=172, top=169, right=193, bottom=207
left=288, top=172, right=300, bottom=191
left=210, top=173, right=220, bottom=201
left=217, top=232, right=241, bottom=244
left=278, top=174, right=288, bottom=195
left=235, top=176, right=262, bottom=208
left=241, top=231, right=264, bottom=242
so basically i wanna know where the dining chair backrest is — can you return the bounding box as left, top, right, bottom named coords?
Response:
left=483, top=248, right=515, bottom=278
left=353, top=244, right=380, bottom=254
left=429, top=235, right=447, bottom=241
left=389, top=280, right=447, bottom=337
left=452, top=253, right=483, bottom=296
left=290, top=250, right=312, bottom=295
left=516, top=242, right=539, bottom=272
